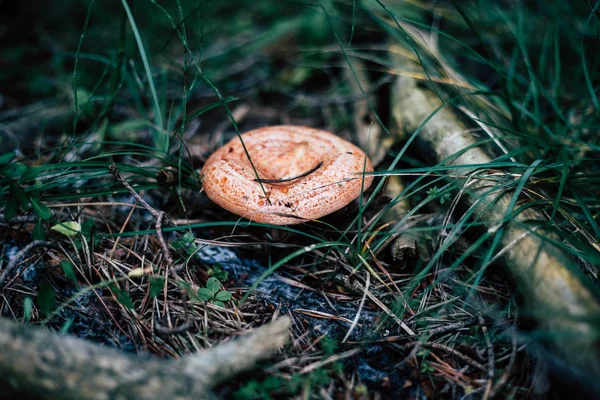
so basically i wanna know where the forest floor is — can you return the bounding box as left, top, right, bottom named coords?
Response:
left=0, top=1, right=599, bottom=399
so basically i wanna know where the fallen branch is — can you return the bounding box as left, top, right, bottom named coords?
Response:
left=390, top=69, right=600, bottom=390
left=0, top=316, right=290, bottom=399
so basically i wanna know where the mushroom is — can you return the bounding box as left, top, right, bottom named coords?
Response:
left=201, top=125, right=374, bottom=225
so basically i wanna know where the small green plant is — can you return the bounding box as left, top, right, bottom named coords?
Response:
left=420, top=361, right=435, bottom=374
left=320, top=336, right=339, bottom=355
left=307, top=368, right=331, bottom=387
left=417, top=349, right=435, bottom=373
left=171, top=232, right=197, bottom=255
left=35, top=280, right=57, bottom=317
left=207, top=262, right=229, bottom=281
left=234, top=376, right=284, bottom=400
left=197, top=277, right=232, bottom=307
left=426, top=186, right=451, bottom=205
left=234, top=369, right=333, bottom=400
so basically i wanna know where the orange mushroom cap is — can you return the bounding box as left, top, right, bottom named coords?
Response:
left=201, top=125, right=374, bottom=225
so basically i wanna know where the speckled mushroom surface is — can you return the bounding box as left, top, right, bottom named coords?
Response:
left=201, top=125, right=374, bottom=225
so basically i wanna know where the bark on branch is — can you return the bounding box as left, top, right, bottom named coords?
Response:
left=390, top=71, right=600, bottom=389
left=0, top=316, right=290, bottom=399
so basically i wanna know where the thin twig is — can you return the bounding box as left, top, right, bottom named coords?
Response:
left=0, top=214, right=40, bottom=224
left=392, top=341, right=486, bottom=371
left=109, top=164, right=191, bottom=334
left=425, top=318, right=476, bottom=337
left=155, top=211, right=173, bottom=267
left=299, top=348, right=362, bottom=374
left=154, top=302, right=193, bottom=335
left=154, top=209, right=192, bottom=334
left=108, top=164, right=176, bottom=227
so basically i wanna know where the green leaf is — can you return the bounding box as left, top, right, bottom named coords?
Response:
left=30, top=198, right=52, bottom=220
left=33, top=218, right=46, bottom=241
left=311, top=368, right=331, bottom=386
left=197, top=288, right=213, bottom=301
left=262, top=376, right=284, bottom=391
left=10, top=183, right=28, bottom=210
left=36, top=280, right=56, bottom=317
left=172, top=231, right=195, bottom=250
left=206, top=277, right=221, bottom=296
left=234, top=380, right=261, bottom=400
left=182, top=232, right=196, bottom=244
left=81, top=218, right=95, bottom=234
left=321, top=336, right=339, bottom=355
left=186, top=244, right=199, bottom=256
left=213, top=301, right=225, bottom=308
left=0, top=152, right=15, bottom=166
left=32, top=179, right=43, bottom=193
left=75, top=88, right=92, bottom=108
left=23, top=297, right=33, bottom=323
left=215, top=290, right=232, bottom=302
left=4, top=197, right=17, bottom=219
left=289, top=374, right=303, bottom=391
left=286, top=66, right=312, bottom=86
left=19, top=165, right=42, bottom=182
left=149, top=277, right=164, bottom=299
left=111, top=285, right=134, bottom=309
left=61, top=260, right=77, bottom=284
left=208, top=262, right=228, bottom=281
left=51, top=221, right=81, bottom=237
left=2, top=162, right=28, bottom=179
